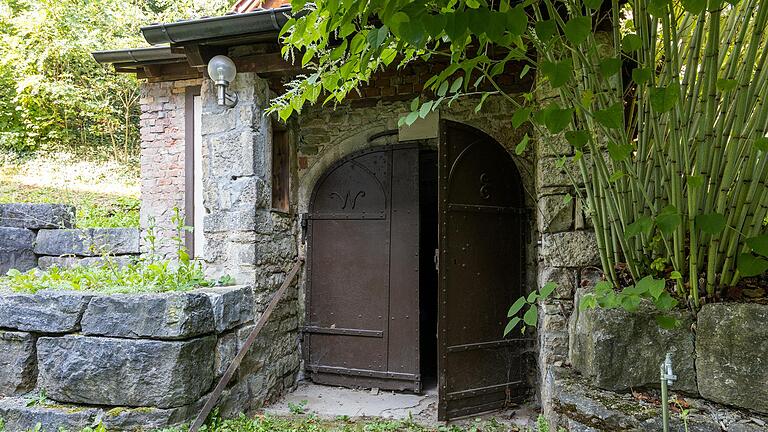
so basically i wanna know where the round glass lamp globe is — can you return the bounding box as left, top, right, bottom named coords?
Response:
left=207, top=55, right=237, bottom=83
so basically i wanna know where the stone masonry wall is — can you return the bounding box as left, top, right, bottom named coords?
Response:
left=0, top=285, right=282, bottom=432
left=0, top=203, right=140, bottom=274
left=139, top=79, right=203, bottom=257
left=198, top=70, right=301, bottom=405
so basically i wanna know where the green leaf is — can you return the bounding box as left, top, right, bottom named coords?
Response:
left=625, top=215, right=653, bottom=238
left=608, top=141, right=633, bottom=161
left=623, top=283, right=648, bottom=296
left=670, top=271, right=682, bottom=280
left=565, top=130, right=589, bottom=149
left=563, top=194, right=573, bottom=205
left=746, top=234, right=768, bottom=257
left=450, top=76, right=463, bottom=93
left=437, top=80, right=449, bottom=97
left=599, top=57, right=622, bottom=78
left=445, top=11, right=469, bottom=42
left=608, top=170, right=625, bottom=182
left=404, top=111, right=419, bottom=126
left=621, top=294, right=642, bottom=312
left=535, top=20, right=557, bottom=42
left=650, top=84, right=680, bottom=113
left=504, top=317, right=522, bottom=336
left=579, top=293, right=598, bottom=310
left=563, top=16, right=592, bottom=45
left=594, top=103, right=625, bottom=130
left=632, top=68, right=653, bottom=85
left=754, top=137, right=768, bottom=152
left=543, top=108, right=574, bottom=134
left=515, top=134, right=530, bottom=155
left=540, top=60, right=573, bottom=88
left=584, top=0, right=603, bottom=9
left=389, top=12, right=410, bottom=35
left=681, top=0, right=707, bottom=14
left=540, top=282, right=557, bottom=299
left=507, top=297, right=527, bottom=317
left=655, top=315, right=680, bottom=329
left=648, top=0, right=671, bottom=16
left=656, top=205, right=682, bottom=236
left=594, top=281, right=614, bottom=295
left=654, top=291, right=678, bottom=311
left=410, top=97, right=419, bottom=111
left=423, top=14, right=446, bottom=38
left=505, top=6, right=528, bottom=36
left=523, top=306, right=538, bottom=326
left=622, top=34, right=642, bottom=52
left=419, top=100, right=434, bottom=118
left=738, top=254, right=768, bottom=277
left=511, top=107, right=532, bottom=128
left=695, top=213, right=727, bottom=235
left=637, top=276, right=666, bottom=300
left=717, top=78, right=738, bottom=92
left=527, top=290, right=539, bottom=302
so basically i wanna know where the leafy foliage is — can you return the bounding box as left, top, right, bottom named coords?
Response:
left=0, top=0, right=228, bottom=159
left=273, top=0, right=768, bottom=315
left=504, top=281, right=556, bottom=335
left=0, top=208, right=231, bottom=294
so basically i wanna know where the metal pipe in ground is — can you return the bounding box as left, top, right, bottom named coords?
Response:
left=660, top=353, right=677, bottom=432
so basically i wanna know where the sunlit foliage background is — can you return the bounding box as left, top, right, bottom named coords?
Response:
left=0, top=0, right=229, bottom=161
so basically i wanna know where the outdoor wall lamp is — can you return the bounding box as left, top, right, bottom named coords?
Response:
left=207, top=55, right=238, bottom=108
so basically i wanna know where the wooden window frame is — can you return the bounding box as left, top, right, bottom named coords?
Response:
left=184, top=86, right=201, bottom=257
left=271, top=124, right=291, bottom=214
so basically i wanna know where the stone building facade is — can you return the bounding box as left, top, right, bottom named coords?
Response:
left=128, top=62, right=592, bottom=419
left=88, top=7, right=768, bottom=431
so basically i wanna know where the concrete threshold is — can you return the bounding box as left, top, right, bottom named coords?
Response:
left=262, top=381, right=538, bottom=429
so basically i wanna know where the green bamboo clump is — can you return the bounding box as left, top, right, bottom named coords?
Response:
left=534, top=0, right=768, bottom=306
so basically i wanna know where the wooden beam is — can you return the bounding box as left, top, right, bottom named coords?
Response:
left=184, top=44, right=228, bottom=67
left=236, top=52, right=304, bottom=74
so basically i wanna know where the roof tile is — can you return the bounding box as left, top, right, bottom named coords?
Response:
left=231, top=0, right=291, bottom=13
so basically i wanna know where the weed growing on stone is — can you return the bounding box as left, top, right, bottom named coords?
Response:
left=0, top=208, right=232, bottom=294
left=24, top=389, right=48, bottom=407
left=289, top=400, right=309, bottom=415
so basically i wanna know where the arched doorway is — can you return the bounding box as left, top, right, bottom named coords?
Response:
left=304, top=122, right=529, bottom=420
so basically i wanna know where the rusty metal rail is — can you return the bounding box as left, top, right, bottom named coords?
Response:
left=189, top=258, right=304, bottom=432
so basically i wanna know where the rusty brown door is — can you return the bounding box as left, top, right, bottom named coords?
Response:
left=437, top=121, right=530, bottom=420
left=305, top=145, right=421, bottom=391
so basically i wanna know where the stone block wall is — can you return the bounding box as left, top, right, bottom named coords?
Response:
left=0, top=204, right=140, bottom=274
left=0, top=285, right=297, bottom=431
left=196, top=70, right=301, bottom=405
left=550, top=299, right=768, bottom=431
left=139, top=79, right=203, bottom=257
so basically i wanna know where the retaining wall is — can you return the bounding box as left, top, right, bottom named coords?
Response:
left=0, top=284, right=300, bottom=431
left=0, top=203, right=140, bottom=274
left=545, top=291, right=768, bottom=431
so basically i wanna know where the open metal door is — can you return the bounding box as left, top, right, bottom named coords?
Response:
left=305, top=146, right=421, bottom=392
left=437, top=121, right=530, bottom=420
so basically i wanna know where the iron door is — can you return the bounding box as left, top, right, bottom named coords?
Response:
left=305, top=146, right=421, bottom=391
left=437, top=121, right=530, bottom=420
